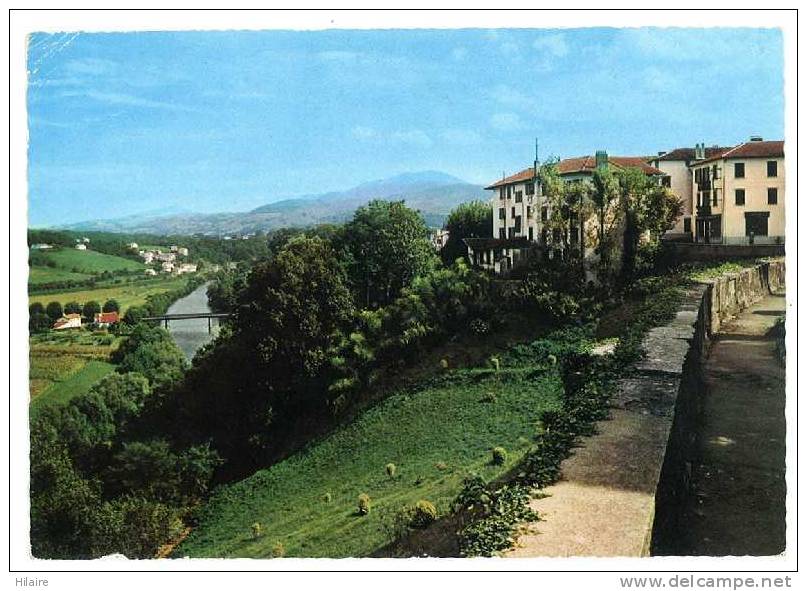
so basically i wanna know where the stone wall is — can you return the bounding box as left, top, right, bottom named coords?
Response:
left=611, top=259, right=784, bottom=554
left=663, top=242, right=785, bottom=263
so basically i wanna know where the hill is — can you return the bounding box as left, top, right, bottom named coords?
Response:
left=64, top=171, right=487, bottom=235
left=176, top=354, right=566, bottom=558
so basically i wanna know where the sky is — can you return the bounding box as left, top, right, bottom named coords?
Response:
left=27, top=27, right=784, bottom=227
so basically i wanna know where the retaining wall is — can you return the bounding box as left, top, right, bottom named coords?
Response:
left=634, top=259, right=785, bottom=553
left=662, top=242, right=785, bottom=263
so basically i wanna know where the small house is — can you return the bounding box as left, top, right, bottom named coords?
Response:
left=53, top=314, right=82, bottom=330
left=94, top=311, right=119, bottom=327
left=75, top=243, right=87, bottom=250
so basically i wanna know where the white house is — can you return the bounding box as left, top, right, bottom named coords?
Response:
left=176, top=263, right=198, bottom=275
left=178, top=247, right=189, bottom=256
left=75, top=243, right=87, bottom=251
left=161, top=261, right=175, bottom=273
left=128, top=242, right=139, bottom=249
left=145, top=268, right=158, bottom=276
left=53, top=314, right=82, bottom=330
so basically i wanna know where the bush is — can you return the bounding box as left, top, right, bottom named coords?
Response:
left=439, top=358, right=449, bottom=371
left=251, top=522, right=263, bottom=539
left=469, top=318, right=490, bottom=336
left=322, top=492, right=332, bottom=503
left=385, top=463, right=396, bottom=478
left=409, top=500, right=438, bottom=529
left=271, top=541, right=285, bottom=558
left=491, top=447, right=507, bottom=466
left=357, top=493, right=371, bottom=516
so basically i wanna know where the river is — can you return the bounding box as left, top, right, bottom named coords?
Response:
left=166, top=282, right=220, bottom=359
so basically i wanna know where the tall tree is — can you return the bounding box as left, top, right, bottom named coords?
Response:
left=336, top=200, right=436, bottom=308
left=45, top=301, right=63, bottom=321
left=440, top=201, right=493, bottom=265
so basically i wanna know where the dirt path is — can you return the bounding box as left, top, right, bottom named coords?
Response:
left=669, top=292, right=786, bottom=556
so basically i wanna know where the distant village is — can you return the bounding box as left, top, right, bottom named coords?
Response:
left=128, top=242, right=198, bottom=276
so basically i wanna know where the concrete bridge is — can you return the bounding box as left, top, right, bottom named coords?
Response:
left=142, top=312, right=231, bottom=333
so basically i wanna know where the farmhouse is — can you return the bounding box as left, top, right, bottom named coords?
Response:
left=74, top=243, right=87, bottom=251
left=94, top=311, right=119, bottom=327
left=53, top=314, right=81, bottom=330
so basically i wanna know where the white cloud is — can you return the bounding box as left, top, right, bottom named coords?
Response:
left=490, top=112, right=522, bottom=131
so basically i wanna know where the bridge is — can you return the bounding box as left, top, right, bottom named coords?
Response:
left=142, top=312, right=232, bottom=333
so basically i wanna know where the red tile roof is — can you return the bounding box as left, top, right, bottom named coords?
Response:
left=486, top=155, right=664, bottom=189
left=655, top=146, right=732, bottom=162
left=697, top=140, right=784, bottom=164
left=94, top=311, right=119, bottom=324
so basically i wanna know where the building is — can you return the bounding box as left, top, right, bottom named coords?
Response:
left=142, top=252, right=155, bottom=264
left=53, top=314, right=81, bottom=330
left=161, top=261, right=175, bottom=273
left=176, top=263, right=198, bottom=275
left=128, top=242, right=139, bottom=249
left=471, top=151, right=664, bottom=274
left=30, top=243, right=53, bottom=250
left=431, top=229, right=450, bottom=251
left=74, top=243, right=87, bottom=251
left=650, top=144, right=732, bottom=237
left=690, top=138, right=784, bottom=245
left=170, top=245, right=178, bottom=252
left=144, top=268, right=158, bottom=276
left=177, top=247, right=189, bottom=257
left=94, top=311, right=119, bottom=327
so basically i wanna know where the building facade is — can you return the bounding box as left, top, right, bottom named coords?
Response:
left=690, top=138, right=784, bottom=245
left=471, top=151, right=664, bottom=274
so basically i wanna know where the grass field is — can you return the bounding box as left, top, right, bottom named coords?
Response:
left=28, top=276, right=190, bottom=313
left=35, top=248, right=145, bottom=274
left=177, top=363, right=563, bottom=559
left=30, top=358, right=116, bottom=412
left=28, top=266, right=93, bottom=285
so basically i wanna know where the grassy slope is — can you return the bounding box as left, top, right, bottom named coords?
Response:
left=28, top=276, right=189, bottom=313
left=177, top=367, right=562, bottom=558
left=30, top=359, right=115, bottom=412
left=28, top=266, right=93, bottom=285
left=36, top=248, right=145, bottom=274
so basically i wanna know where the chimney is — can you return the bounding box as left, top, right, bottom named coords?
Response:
left=694, top=143, right=705, bottom=160
left=750, top=135, right=763, bottom=142
left=595, top=150, right=608, bottom=170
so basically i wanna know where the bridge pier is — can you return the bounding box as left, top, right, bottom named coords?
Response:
left=164, top=318, right=169, bottom=329
left=208, top=316, right=212, bottom=334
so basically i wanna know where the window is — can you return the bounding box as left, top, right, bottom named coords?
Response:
left=500, top=187, right=505, bottom=200
left=767, top=161, right=778, bottom=177
left=498, top=208, right=506, bottom=220
left=541, top=228, right=548, bottom=244
left=734, top=162, right=745, bottom=178
left=662, top=176, right=671, bottom=188
left=526, top=206, right=532, bottom=218
left=735, top=189, right=745, bottom=206
left=569, top=227, right=579, bottom=244
left=525, top=182, right=535, bottom=195
left=768, top=187, right=778, bottom=205
left=508, top=227, right=515, bottom=239
left=506, top=186, right=512, bottom=199
left=713, top=190, right=719, bottom=206
left=528, top=227, right=534, bottom=241
left=713, top=165, right=720, bottom=179
left=541, top=207, right=548, bottom=222
left=499, top=228, right=506, bottom=239
left=511, top=207, right=516, bottom=218
left=683, top=217, right=692, bottom=233
left=515, top=190, right=523, bottom=203
left=514, top=216, right=522, bottom=233
left=745, top=212, right=769, bottom=237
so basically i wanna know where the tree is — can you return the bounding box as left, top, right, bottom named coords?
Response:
left=64, top=301, right=82, bottom=315
left=45, top=301, right=63, bottom=321
left=122, top=306, right=146, bottom=326
left=115, top=327, right=187, bottom=390
left=336, top=200, right=436, bottom=308
left=102, top=299, right=120, bottom=313
left=29, top=302, right=45, bottom=316
left=441, top=201, right=493, bottom=265
left=29, top=312, right=52, bottom=333
left=83, top=300, right=101, bottom=322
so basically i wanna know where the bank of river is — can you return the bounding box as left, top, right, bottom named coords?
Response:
left=166, top=282, right=220, bottom=359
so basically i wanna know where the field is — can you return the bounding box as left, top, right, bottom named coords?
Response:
left=29, top=330, right=122, bottom=411
left=34, top=248, right=145, bottom=274
left=177, top=364, right=563, bottom=558
left=29, top=276, right=191, bottom=313
left=28, top=266, right=93, bottom=285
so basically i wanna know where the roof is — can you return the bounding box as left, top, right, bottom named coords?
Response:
left=95, top=311, right=119, bottom=323
left=486, top=155, right=664, bottom=189
left=655, top=146, right=732, bottom=162
left=65, top=313, right=81, bottom=319
left=696, top=140, right=784, bottom=164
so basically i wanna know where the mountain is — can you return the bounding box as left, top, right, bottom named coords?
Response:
left=65, top=171, right=487, bottom=235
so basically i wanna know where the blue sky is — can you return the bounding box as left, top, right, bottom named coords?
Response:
left=27, top=28, right=784, bottom=227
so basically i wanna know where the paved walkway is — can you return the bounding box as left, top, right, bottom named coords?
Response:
left=672, top=292, right=786, bottom=556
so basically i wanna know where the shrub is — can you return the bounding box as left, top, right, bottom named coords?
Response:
left=271, top=541, right=285, bottom=558
left=439, top=358, right=449, bottom=371
left=251, top=522, right=263, bottom=539
left=357, top=493, right=371, bottom=516
left=434, top=461, right=448, bottom=471
left=491, top=447, right=507, bottom=466
left=479, top=391, right=497, bottom=404
left=322, top=492, right=332, bottom=503
left=469, top=318, right=490, bottom=336
left=409, top=500, right=438, bottom=529
left=385, top=463, right=396, bottom=479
